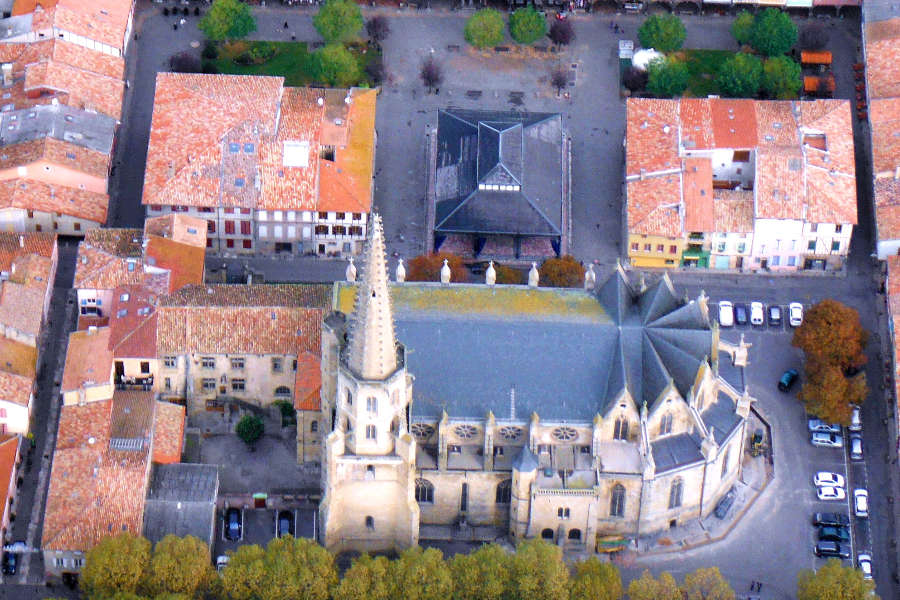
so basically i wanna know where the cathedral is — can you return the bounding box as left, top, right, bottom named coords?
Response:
left=318, top=216, right=755, bottom=554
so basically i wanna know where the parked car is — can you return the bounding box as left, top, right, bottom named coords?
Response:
left=815, top=541, right=850, bottom=559
left=789, top=302, right=804, bottom=327
left=818, top=525, right=851, bottom=543
left=718, top=301, right=734, bottom=327
left=768, top=305, right=782, bottom=326
left=813, top=472, right=845, bottom=488
left=850, top=434, right=863, bottom=461
left=808, top=419, right=841, bottom=434
left=812, top=512, right=851, bottom=528
left=276, top=510, right=294, bottom=538
left=817, top=486, right=846, bottom=501
left=857, top=553, right=873, bottom=580
left=734, top=303, right=748, bottom=325
left=1, top=551, right=15, bottom=576
left=216, top=555, right=230, bottom=573
left=811, top=432, right=843, bottom=448
left=778, top=369, right=798, bottom=392
left=849, top=406, right=862, bottom=433
left=750, top=302, right=764, bottom=326
left=713, top=487, right=735, bottom=519
left=854, top=489, right=868, bottom=518
left=225, top=508, right=242, bottom=541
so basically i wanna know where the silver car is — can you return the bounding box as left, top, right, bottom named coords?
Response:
left=854, top=489, right=869, bottom=518
left=808, top=419, right=841, bottom=434
left=850, top=434, right=863, bottom=460
left=811, top=432, right=843, bottom=448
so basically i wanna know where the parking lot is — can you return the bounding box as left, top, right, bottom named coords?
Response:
left=214, top=506, right=317, bottom=560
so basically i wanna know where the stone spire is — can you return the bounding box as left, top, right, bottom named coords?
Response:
left=347, top=215, right=398, bottom=380
left=395, top=258, right=406, bottom=283
left=485, top=261, right=496, bottom=285
left=584, top=264, right=596, bottom=290
left=345, top=257, right=357, bottom=282
left=528, top=262, right=539, bottom=287
left=440, top=259, right=451, bottom=283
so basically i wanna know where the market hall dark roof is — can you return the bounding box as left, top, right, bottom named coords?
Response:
left=143, top=463, right=219, bottom=549
left=432, top=109, right=564, bottom=237
left=334, top=269, right=732, bottom=424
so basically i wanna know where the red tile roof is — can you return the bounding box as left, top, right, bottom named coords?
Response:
left=0, top=178, right=108, bottom=223
left=682, top=157, right=714, bottom=232
left=0, top=371, right=32, bottom=407
left=0, top=436, right=19, bottom=524
left=152, top=401, right=184, bottom=464
left=0, top=137, right=110, bottom=180
left=0, top=281, right=45, bottom=337
left=24, top=59, right=124, bottom=121
left=107, top=284, right=157, bottom=359
left=143, top=214, right=207, bottom=248
left=0, top=337, right=37, bottom=378
left=61, top=327, right=113, bottom=393
left=293, top=351, right=321, bottom=411
left=144, top=236, right=205, bottom=294
left=865, top=18, right=900, bottom=100
left=52, top=0, right=133, bottom=54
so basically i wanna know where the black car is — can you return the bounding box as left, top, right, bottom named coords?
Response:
left=734, top=304, right=748, bottom=325
left=714, top=488, right=735, bottom=519
left=815, top=541, right=850, bottom=559
left=768, top=305, right=782, bottom=326
left=276, top=510, right=294, bottom=538
left=224, top=508, right=242, bottom=541
left=778, top=369, right=799, bottom=392
left=1, top=551, right=15, bottom=576
left=818, top=525, right=851, bottom=543
left=813, top=512, right=851, bottom=528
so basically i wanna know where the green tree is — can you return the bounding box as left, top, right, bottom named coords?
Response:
left=388, top=547, right=453, bottom=600
left=144, top=535, right=214, bottom=599
left=762, top=55, right=802, bottom=99
left=235, top=414, right=264, bottom=447
left=799, top=361, right=867, bottom=426
left=313, top=43, right=362, bottom=87
left=682, top=567, right=735, bottom=600
left=465, top=8, right=505, bottom=49
left=333, top=554, right=391, bottom=600
left=647, top=57, right=690, bottom=98
left=313, top=0, right=363, bottom=44
left=508, top=539, right=569, bottom=600
left=80, top=532, right=151, bottom=600
left=731, top=11, right=755, bottom=47
left=220, top=545, right=266, bottom=600
left=792, top=299, right=869, bottom=371
left=638, top=14, right=686, bottom=53
left=221, top=538, right=337, bottom=600
left=627, top=570, right=682, bottom=600
left=569, top=557, right=623, bottom=600
left=715, top=52, right=762, bottom=98
left=750, top=8, right=798, bottom=57
left=509, top=7, right=546, bottom=45
left=797, top=558, right=878, bottom=600
left=539, top=255, right=586, bottom=288
left=198, top=0, right=256, bottom=42
left=450, top=543, right=510, bottom=600
left=407, top=253, right=469, bottom=283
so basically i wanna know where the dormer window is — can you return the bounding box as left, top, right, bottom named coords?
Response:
left=244, top=143, right=254, bottom=153
left=234, top=178, right=245, bottom=187
left=229, top=142, right=240, bottom=153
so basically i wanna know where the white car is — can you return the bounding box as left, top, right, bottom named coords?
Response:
left=813, top=472, right=845, bottom=488
left=857, top=553, right=873, bottom=580
left=854, top=489, right=869, bottom=517
left=718, top=301, right=734, bottom=327
left=789, top=302, right=804, bottom=327
left=750, top=302, right=764, bottom=326
left=811, top=432, right=843, bottom=448
left=817, top=486, right=846, bottom=501
left=216, top=555, right=230, bottom=573
left=849, top=406, right=862, bottom=433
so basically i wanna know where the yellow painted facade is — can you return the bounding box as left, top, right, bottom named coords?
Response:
left=627, top=234, right=685, bottom=268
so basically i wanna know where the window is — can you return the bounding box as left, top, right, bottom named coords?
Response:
left=315, top=225, right=328, bottom=235
left=349, top=226, right=363, bottom=236
left=202, top=378, right=215, bottom=391
left=164, top=377, right=171, bottom=391
left=346, top=390, right=352, bottom=406
left=643, top=243, right=651, bottom=252
left=787, top=256, right=797, bottom=267
left=311, top=421, right=318, bottom=432
left=771, top=256, right=780, bottom=266
left=415, top=479, right=434, bottom=503
left=807, top=240, right=816, bottom=251
left=333, top=225, right=347, bottom=236
left=541, top=528, right=554, bottom=540
left=656, top=244, right=664, bottom=252
left=613, top=417, right=628, bottom=441
left=201, top=357, right=215, bottom=369
left=659, top=412, right=673, bottom=436
left=243, top=240, right=252, bottom=249
left=336, top=212, right=346, bottom=220
left=831, top=241, right=840, bottom=252
left=164, top=356, right=176, bottom=368
left=35, top=225, right=41, bottom=232
left=231, top=358, right=244, bottom=370
left=721, top=448, right=730, bottom=479
left=244, top=143, right=254, bottom=153
left=460, top=483, right=468, bottom=512
left=568, top=529, right=582, bottom=541
left=140, top=361, right=150, bottom=374
left=226, top=239, right=234, bottom=249
left=366, top=397, right=377, bottom=414
left=73, top=557, right=84, bottom=568
left=496, top=479, right=512, bottom=504
left=231, top=379, right=246, bottom=392
left=668, top=478, right=683, bottom=509
left=275, top=386, right=291, bottom=397
left=810, top=223, right=818, bottom=233
left=318, top=211, right=328, bottom=220
left=365, top=425, right=376, bottom=440
left=55, top=557, right=65, bottom=568
left=835, top=224, right=843, bottom=234
left=448, top=444, right=461, bottom=454
left=716, top=242, right=726, bottom=253
left=557, top=507, right=570, bottom=519
left=365, top=516, right=374, bottom=530
left=610, top=484, right=626, bottom=517
left=537, top=444, right=550, bottom=454
left=119, top=293, right=130, bottom=302
left=225, top=221, right=235, bottom=234
left=117, top=309, right=127, bottom=318
left=229, top=142, right=240, bottom=153
left=352, top=213, right=362, bottom=220
left=241, top=208, right=251, bottom=215
left=736, top=243, right=746, bottom=253
left=669, top=245, right=677, bottom=254
left=27, top=210, right=33, bottom=219
left=631, top=242, right=639, bottom=251
left=207, top=220, right=215, bottom=233
left=271, top=357, right=283, bottom=373
left=241, top=221, right=251, bottom=235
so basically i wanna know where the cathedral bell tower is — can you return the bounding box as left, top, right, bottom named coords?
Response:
left=318, top=215, right=419, bottom=553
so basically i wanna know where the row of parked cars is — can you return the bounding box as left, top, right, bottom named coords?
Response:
left=811, top=512, right=873, bottom=579
left=718, top=301, right=803, bottom=328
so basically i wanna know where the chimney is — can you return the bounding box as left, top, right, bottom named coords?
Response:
left=1, top=64, right=11, bottom=88
left=18, top=235, right=23, bottom=248
left=88, top=325, right=97, bottom=334
left=167, top=162, right=175, bottom=179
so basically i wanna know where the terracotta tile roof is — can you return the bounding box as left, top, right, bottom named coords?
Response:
left=52, top=0, right=133, bottom=54
left=0, top=371, right=32, bottom=407
left=865, top=18, right=900, bottom=99
left=0, top=336, right=36, bottom=378
left=754, top=147, right=806, bottom=220
left=0, top=435, right=18, bottom=519
left=74, top=231, right=145, bottom=290
left=24, top=59, right=124, bottom=121
left=0, top=281, right=45, bottom=336
left=109, top=390, right=155, bottom=441
left=160, top=284, right=331, bottom=308
left=83, top=228, right=143, bottom=257
left=107, top=284, right=157, bottom=358
left=679, top=98, right=713, bottom=150
left=77, top=314, right=108, bottom=331
left=713, top=190, right=754, bottom=233
left=0, top=233, right=55, bottom=272
left=61, top=327, right=113, bottom=393
left=682, top=157, right=714, bottom=232
left=869, top=98, right=900, bottom=176
left=625, top=99, right=680, bottom=175
left=9, top=253, right=53, bottom=290
left=152, top=401, right=184, bottom=464
left=143, top=214, right=207, bottom=248
left=50, top=39, right=125, bottom=80
left=144, top=236, right=205, bottom=294
left=626, top=175, right=683, bottom=237
left=875, top=178, right=900, bottom=241
left=0, top=137, right=110, bottom=179
left=0, top=178, right=108, bottom=223
left=293, top=351, right=321, bottom=411
left=709, top=99, right=757, bottom=149
left=754, top=101, right=798, bottom=147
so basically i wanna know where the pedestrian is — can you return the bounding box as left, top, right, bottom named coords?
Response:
left=757, top=583, right=763, bottom=592
left=173, top=23, right=178, bottom=30
left=749, top=581, right=756, bottom=591
left=179, top=18, right=186, bottom=26
left=614, top=24, right=619, bottom=33
left=284, top=21, right=289, bottom=29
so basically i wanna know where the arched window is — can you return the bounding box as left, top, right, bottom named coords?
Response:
left=659, top=412, right=673, bottom=436
left=274, top=386, right=291, bottom=397
left=365, top=516, right=374, bottom=530
left=541, top=528, right=554, bottom=540
left=610, top=483, right=626, bottom=517
left=568, top=528, right=582, bottom=540
left=613, top=417, right=629, bottom=441
left=496, top=479, right=512, bottom=504
left=415, top=479, right=434, bottom=503
left=668, top=478, right=684, bottom=509
left=721, top=448, right=730, bottom=479
left=310, top=420, right=318, bottom=433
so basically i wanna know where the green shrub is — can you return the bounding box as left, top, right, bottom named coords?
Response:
left=465, top=8, right=505, bottom=49
left=509, top=7, right=546, bottom=45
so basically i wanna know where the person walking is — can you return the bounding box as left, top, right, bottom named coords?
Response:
left=284, top=21, right=289, bottom=29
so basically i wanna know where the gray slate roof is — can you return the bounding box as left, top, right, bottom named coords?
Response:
left=0, top=104, right=117, bottom=154
left=433, top=109, right=564, bottom=237
left=143, top=464, right=219, bottom=549
left=651, top=432, right=705, bottom=473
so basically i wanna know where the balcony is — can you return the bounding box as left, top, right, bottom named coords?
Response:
left=115, top=374, right=153, bottom=391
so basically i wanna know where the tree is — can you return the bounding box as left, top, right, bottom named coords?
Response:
left=627, top=570, right=682, bottom=600
left=509, top=7, right=546, bottom=45
left=313, top=43, right=362, bottom=87
left=450, top=543, right=510, bottom=600
left=799, top=361, right=867, bottom=426
left=406, top=253, right=468, bottom=283
left=715, top=52, right=762, bottom=98
left=797, top=558, right=878, bottom=600
left=539, top=255, right=585, bottom=288
left=494, top=264, right=523, bottom=285
left=313, top=0, right=363, bottom=44
left=730, top=11, right=755, bottom=47
left=235, top=414, right=264, bottom=447
left=465, top=9, right=505, bottom=49
left=365, top=15, right=391, bottom=45
left=388, top=547, right=453, bottom=600
left=548, top=19, right=574, bottom=46
left=800, top=22, right=828, bottom=50
left=550, top=65, right=569, bottom=97
left=750, top=8, right=798, bottom=57
left=365, top=56, right=385, bottom=85
left=647, top=57, right=690, bottom=98
left=80, top=533, right=151, bottom=600
left=682, top=567, right=735, bottom=600
left=221, top=538, right=336, bottom=600
left=792, top=299, right=869, bottom=371
left=144, top=535, right=214, bottom=599
left=507, top=539, right=569, bottom=600
left=623, top=65, right=648, bottom=92
left=761, top=55, right=801, bottom=99
left=169, top=52, right=201, bottom=73
left=569, top=558, right=623, bottom=600
left=420, top=56, right=443, bottom=93
left=333, top=554, right=391, bottom=600
left=198, top=0, right=256, bottom=41
left=638, top=14, right=686, bottom=53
